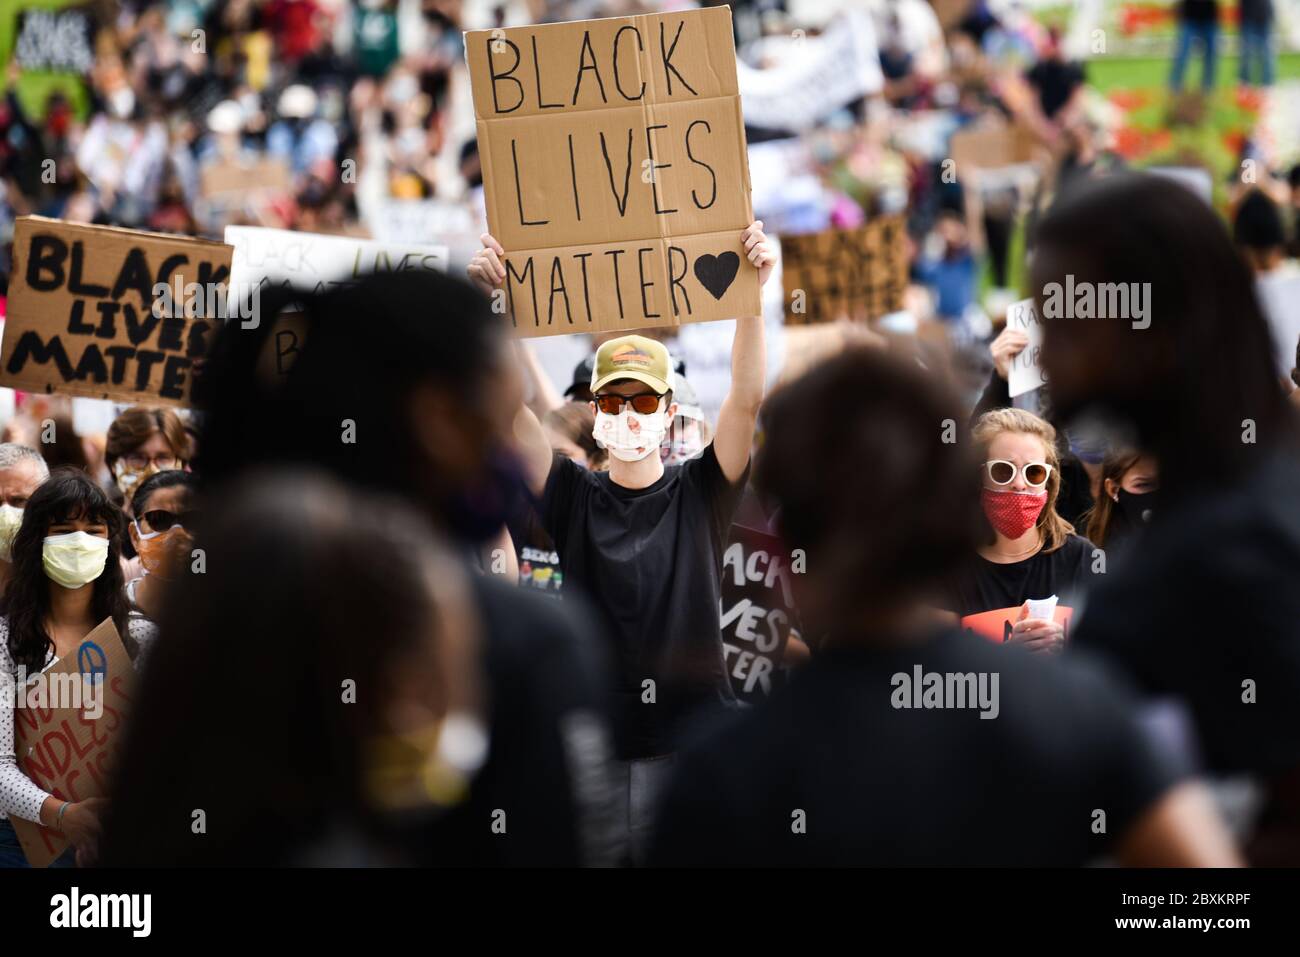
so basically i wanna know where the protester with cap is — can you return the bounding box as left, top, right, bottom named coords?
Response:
left=469, top=222, right=775, bottom=862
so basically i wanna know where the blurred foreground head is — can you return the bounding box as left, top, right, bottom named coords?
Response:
left=757, top=349, right=981, bottom=638
left=101, top=471, right=485, bottom=866
left=195, top=271, right=524, bottom=543
left=1033, top=173, right=1293, bottom=495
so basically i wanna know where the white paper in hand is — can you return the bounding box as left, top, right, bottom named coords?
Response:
left=1025, top=595, right=1059, bottom=621
left=1006, top=297, right=1047, bottom=398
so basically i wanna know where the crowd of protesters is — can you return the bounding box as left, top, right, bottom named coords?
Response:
left=0, top=0, right=1299, bottom=868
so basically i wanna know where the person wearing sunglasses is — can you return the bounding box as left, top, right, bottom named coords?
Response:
left=469, top=222, right=775, bottom=862
left=650, top=347, right=1237, bottom=867
left=941, top=408, right=1093, bottom=653
left=124, top=470, right=198, bottom=625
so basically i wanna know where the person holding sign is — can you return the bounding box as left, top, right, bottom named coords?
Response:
left=0, top=469, right=154, bottom=867
left=650, top=347, right=1237, bottom=866
left=940, top=408, right=1093, bottom=652
left=470, top=222, right=774, bottom=860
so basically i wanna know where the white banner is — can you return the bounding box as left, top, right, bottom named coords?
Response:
left=736, top=12, right=883, bottom=133
left=224, top=226, right=449, bottom=298
left=366, top=200, right=481, bottom=245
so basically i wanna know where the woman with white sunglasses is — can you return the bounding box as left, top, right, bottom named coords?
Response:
left=941, top=408, right=1094, bottom=653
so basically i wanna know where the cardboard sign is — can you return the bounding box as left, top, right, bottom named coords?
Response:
left=736, top=11, right=883, bottom=133
left=1006, top=296, right=1046, bottom=398
left=961, top=605, right=1074, bottom=645
left=13, top=6, right=95, bottom=74
left=10, top=619, right=135, bottom=867
left=466, top=7, right=761, bottom=337
left=720, top=495, right=798, bottom=702
left=225, top=225, right=449, bottom=297
left=781, top=216, right=908, bottom=325
left=0, top=217, right=232, bottom=405
left=949, top=122, right=1038, bottom=181
left=199, top=157, right=292, bottom=199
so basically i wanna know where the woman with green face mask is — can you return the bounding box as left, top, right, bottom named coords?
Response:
left=0, top=468, right=156, bottom=868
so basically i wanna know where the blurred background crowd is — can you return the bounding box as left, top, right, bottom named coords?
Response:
left=1, top=0, right=1300, bottom=430
left=0, top=0, right=1299, bottom=869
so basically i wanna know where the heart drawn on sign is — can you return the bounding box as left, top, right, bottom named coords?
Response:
left=693, top=252, right=740, bottom=301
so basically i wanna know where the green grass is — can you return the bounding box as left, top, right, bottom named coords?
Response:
left=1086, top=52, right=1300, bottom=91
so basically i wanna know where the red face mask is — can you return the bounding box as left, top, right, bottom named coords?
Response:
left=981, top=488, right=1047, bottom=539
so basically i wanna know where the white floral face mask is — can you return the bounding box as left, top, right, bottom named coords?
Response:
left=593, top=407, right=669, bottom=463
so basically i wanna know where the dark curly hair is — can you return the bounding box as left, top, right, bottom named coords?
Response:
left=2, top=468, right=132, bottom=672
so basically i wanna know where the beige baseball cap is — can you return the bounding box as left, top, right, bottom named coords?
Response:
left=590, top=335, right=672, bottom=395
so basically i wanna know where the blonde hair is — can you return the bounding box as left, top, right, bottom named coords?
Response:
left=971, top=408, right=1075, bottom=553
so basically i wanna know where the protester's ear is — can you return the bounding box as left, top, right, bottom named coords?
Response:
left=589, top=400, right=597, bottom=417
left=666, top=401, right=679, bottom=421
left=1104, top=478, right=1119, bottom=501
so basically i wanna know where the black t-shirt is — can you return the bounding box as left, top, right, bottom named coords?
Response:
left=420, top=576, right=621, bottom=866
left=1180, top=0, right=1220, bottom=23
left=944, top=534, right=1094, bottom=639
left=648, top=629, right=1188, bottom=866
left=1240, top=0, right=1273, bottom=24
left=542, top=442, right=748, bottom=759
left=1026, top=59, right=1085, bottom=120
left=1072, top=448, right=1300, bottom=775
left=720, top=488, right=801, bottom=703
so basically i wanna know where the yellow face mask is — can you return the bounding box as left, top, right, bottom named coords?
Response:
left=363, top=714, right=489, bottom=813
left=0, top=505, right=23, bottom=562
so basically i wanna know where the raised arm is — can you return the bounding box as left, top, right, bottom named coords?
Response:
left=713, top=221, right=775, bottom=483
left=469, top=234, right=554, bottom=497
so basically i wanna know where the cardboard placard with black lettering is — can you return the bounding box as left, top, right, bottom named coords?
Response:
left=0, top=217, right=232, bottom=406
left=781, top=216, right=908, bottom=325
left=466, top=6, right=761, bottom=337
left=720, top=496, right=800, bottom=703
left=9, top=618, right=135, bottom=867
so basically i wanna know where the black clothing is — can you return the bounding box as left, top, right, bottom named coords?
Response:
left=542, top=443, right=748, bottom=758
left=945, top=534, right=1094, bottom=634
left=650, top=629, right=1188, bottom=866
left=1072, top=447, right=1300, bottom=775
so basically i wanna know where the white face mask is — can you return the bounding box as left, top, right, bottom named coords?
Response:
left=593, top=406, right=668, bottom=463
left=0, top=505, right=23, bottom=563
left=43, top=531, right=110, bottom=589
